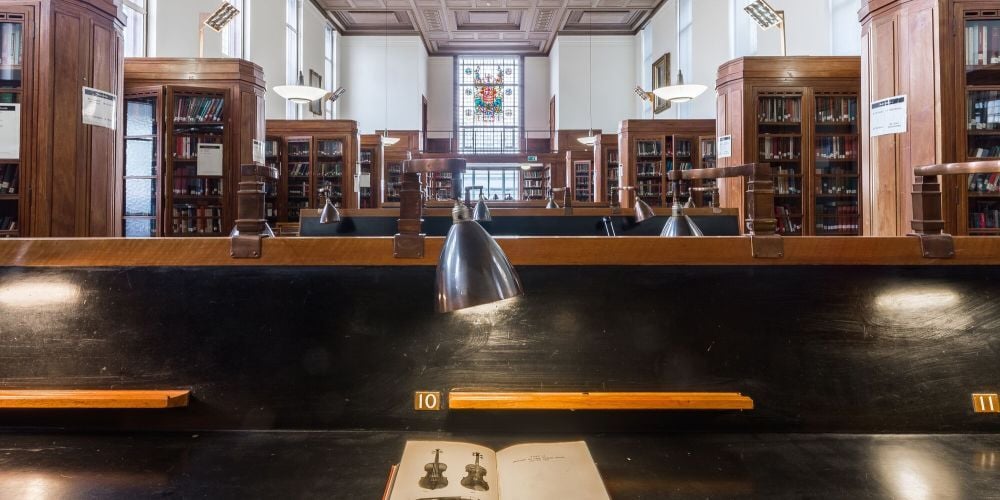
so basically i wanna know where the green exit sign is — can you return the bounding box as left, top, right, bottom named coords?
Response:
left=527, top=155, right=538, bottom=162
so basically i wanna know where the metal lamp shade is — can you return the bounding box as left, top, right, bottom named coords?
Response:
left=436, top=219, right=523, bottom=313
left=633, top=197, right=655, bottom=223
left=319, top=199, right=341, bottom=224
left=546, top=198, right=559, bottom=209
left=473, top=199, right=492, bottom=222
left=660, top=215, right=704, bottom=237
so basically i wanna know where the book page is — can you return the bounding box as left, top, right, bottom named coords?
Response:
left=389, top=441, right=499, bottom=500
left=496, top=441, right=610, bottom=500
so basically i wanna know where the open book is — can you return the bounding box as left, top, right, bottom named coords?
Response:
left=386, top=440, right=610, bottom=500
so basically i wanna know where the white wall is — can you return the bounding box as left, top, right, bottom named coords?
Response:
left=550, top=36, right=637, bottom=132
left=338, top=37, right=428, bottom=133
left=548, top=41, right=560, bottom=129
left=249, top=0, right=286, bottom=119
left=685, top=0, right=730, bottom=119
left=525, top=56, right=550, bottom=136
left=427, top=56, right=453, bottom=137
left=148, top=0, right=223, bottom=58
left=755, top=0, right=833, bottom=56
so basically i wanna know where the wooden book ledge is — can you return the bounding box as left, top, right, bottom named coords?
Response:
left=447, top=391, right=754, bottom=410
left=0, top=390, right=190, bottom=409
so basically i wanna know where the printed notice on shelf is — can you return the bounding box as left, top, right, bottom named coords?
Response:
left=718, top=135, right=732, bottom=159
left=870, top=95, right=907, bottom=137
left=81, top=87, right=117, bottom=130
left=0, top=103, right=19, bottom=159
left=197, top=143, right=223, bottom=176
left=358, top=173, right=371, bottom=189
left=252, top=139, right=265, bottom=165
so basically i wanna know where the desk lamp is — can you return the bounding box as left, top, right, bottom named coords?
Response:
left=660, top=173, right=703, bottom=237
left=616, top=186, right=655, bottom=223
left=394, top=158, right=523, bottom=313
left=318, top=183, right=342, bottom=224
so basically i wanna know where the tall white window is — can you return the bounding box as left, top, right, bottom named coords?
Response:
left=830, top=0, right=862, bottom=55
left=285, top=0, right=302, bottom=118
left=731, top=0, right=758, bottom=58
left=324, top=25, right=335, bottom=119
left=122, top=0, right=146, bottom=57
left=221, top=0, right=245, bottom=58
left=677, top=0, right=693, bottom=118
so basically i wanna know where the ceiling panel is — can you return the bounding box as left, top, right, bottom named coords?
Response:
left=321, top=0, right=665, bottom=55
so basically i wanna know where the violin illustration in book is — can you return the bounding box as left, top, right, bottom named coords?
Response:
left=460, top=452, right=490, bottom=491
left=419, top=449, right=449, bottom=490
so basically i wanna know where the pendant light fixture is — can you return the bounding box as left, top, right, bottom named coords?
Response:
left=381, top=3, right=399, bottom=147
left=577, top=13, right=597, bottom=146
left=274, top=71, right=330, bottom=104
left=651, top=69, right=707, bottom=103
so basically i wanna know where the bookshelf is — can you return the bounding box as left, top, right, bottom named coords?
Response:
left=618, top=120, right=716, bottom=209
left=566, top=150, right=596, bottom=203
left=124, top=58, right=266, bottom=237
left=122, top=91, right=161, bottom=237
left=265, top=120, right=359, bottom=219
left=962, top=12, right=1000, bottom=235
left=358, top=134, right=383, bottom=209
left=520, top=165, right=550, bottom=201
left=594, top=134, right=619, bottom=204
left=382, top=151, right=407, bottom=206
left=716, top=57, right=860, bottom=235
left=0, top=1, right=123, bottom=237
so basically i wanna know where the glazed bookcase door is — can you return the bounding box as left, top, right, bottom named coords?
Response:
left=164, top=87, right=228, bottom=237
left=383, top=156, right=404, bottom=205
left=757, top=89, right=806, bottom=236
left=635, top=136, right=667, bottom=207
left=122, top=87, right=164, bottom=237
left=358, top=145, right=376, bottom=208
left=961, top=9, right=1000, bottom=235
left=605, top=147, right=620, bottom=203
left=572, top=160, right=593, bottom=202
left=521, top=166, right=548, bottom=201
left=0, top=10, right=26, bottom=237
left=316, top=136, right=349, bottom=209
left=264, top=137, right=280, bottom=226
left=284, top=136, right=312, bottom=222
left=813, top=90, right=860, bottom=235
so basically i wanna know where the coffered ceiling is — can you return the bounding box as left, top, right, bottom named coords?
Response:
left=318, top=0, right=666, bottom=56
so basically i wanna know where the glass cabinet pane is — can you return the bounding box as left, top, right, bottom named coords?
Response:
left=0, top=22, right=23, bottom=89
left=126, top=97, right=157, bottom=136
left=124, top=218, right=156, bottom=238
left=124, top=178, right=157, bottom=216
left=125, top=138, right=157, bottom=177
left=317, top=139, right=344, bottom=205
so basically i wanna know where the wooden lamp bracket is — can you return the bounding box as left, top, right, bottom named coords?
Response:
left=908, top=161, right=1000, bottom=258
left=231, top=164, right=278, bottom=259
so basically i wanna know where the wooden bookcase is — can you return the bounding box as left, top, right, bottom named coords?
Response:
left=566, top=150, right=596, bottom=203
left=358, top=134, right=383, bottom=209
left=0, top=0, right=123, bottom=237
left=716, top=57, right=861, bottom=236
left=377, top=131, right=419, bottom=207
left=265, top=120, right=360, bottom=220
left=520, top=165, right=550, bottom=201
left=123, top=58, right=265, bottom=237
left=594, top=134, right=619, bottom=204
left=618, top=120, right=715, bottom=209
left=264, top=137, right=280, bottom=226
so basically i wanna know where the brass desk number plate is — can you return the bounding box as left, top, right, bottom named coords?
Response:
left=415, top=391, right=442, bottom=411
left=973, top=393, right=999, bottom=413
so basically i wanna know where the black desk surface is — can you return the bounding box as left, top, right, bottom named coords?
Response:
left=0, top=431, right=996, bottom=499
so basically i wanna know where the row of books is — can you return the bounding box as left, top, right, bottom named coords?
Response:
left=171, top=205, right=222, bottom=234
left=970, top=173, right=1000, bottom=193
left=965, top=21, right=1000, bottom=66
left=815, top=166, right=856, bottom=175
left=288, top=144, right=310, bottom=156
left=523, top=180, right=546, bottom=188
left=637, top=141, right=663, bottom=157
left=319, top=164, right=343, bottom=177
left=675, top=142, right=692, bottom=157
left=816, top=136, right=857, bottom=159
left=575, top=164, right=590, bottom=173
left=816, top=202, right=859, bottom=233
left=759, top=137, right=800, bottom=160
left=970, top=146, right=1000, bottom=158
left=968, top=92, right=1000, bottom=129
left=701, top=142, right=715, bottom=158
left=174, top=96, right=224, bottom=123
left=574, top=189, right=591, bottom=200
left=360, top=150, right=373, bottom=163
left=523, top=170, right=547, bottom=179
left=970, top=204, right=1000, bottom=229
left=317, top=142, right=343, bottom=158
left=523, top=188, right=545, bottom=199
left=288, top=182, right=311, bottom=198
left=172, top=178, right=222, bottom=196
left=758, top=97, right=802, bottom=123
left=0, top=23, right=22, bottom=66
left=815, top=96, right=858, bottom=123
left=606, top=151, right=619, bottom=163
left=817, top=178, right=858, bottom=195
left=289, top=163, right=310, bottom=177
left=775, top=206, right=802, bottom=235
left=773, top=167, right=801, bottom=195
left=637, top=181, right=661, bottom=197
left=174, top=137, right=219, bottom=159
left=0, top=215, right=15, bottom=232
left=265, top=141, right=278, bottom=157
left=0, top=164, right=17, bottom=193
left=637, top=162, right=662, bottom=177
left=386, top=164, right=403, bottom=174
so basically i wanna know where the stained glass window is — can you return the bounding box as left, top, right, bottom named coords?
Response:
left=457, top=55, right=522, bottom=154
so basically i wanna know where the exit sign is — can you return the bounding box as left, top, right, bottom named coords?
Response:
left=527, top=155, right=538, bottom=162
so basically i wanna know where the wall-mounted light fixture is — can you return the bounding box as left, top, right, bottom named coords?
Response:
left=199, top=2, right=240, bottom=58
left=744, top=0, right=786, bottom=56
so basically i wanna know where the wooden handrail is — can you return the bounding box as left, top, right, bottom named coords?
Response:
left=911, top=160, right=1000, bottom=240
left=0, top=390, right=190, bottom=409
left=448, top=391, right=754, bottom=410
left=913, top=159, right=1000, bottom=177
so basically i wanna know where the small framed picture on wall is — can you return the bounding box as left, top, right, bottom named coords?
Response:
left=652, top=53, right=671, bottom=114
left=309, top=70, right=324, bottom=116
